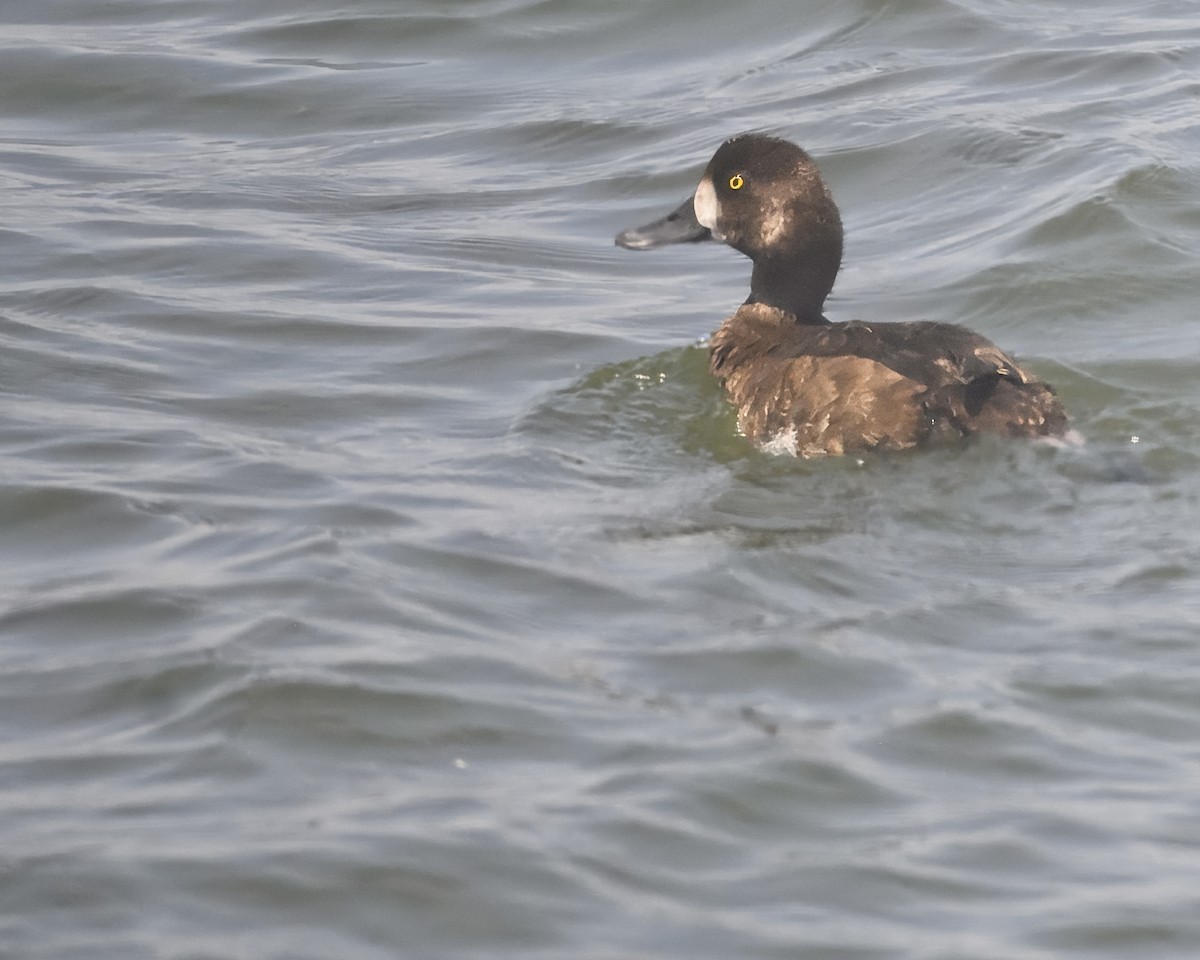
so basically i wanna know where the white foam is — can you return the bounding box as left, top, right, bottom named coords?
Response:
left=757, top=424, right=799, bottom=457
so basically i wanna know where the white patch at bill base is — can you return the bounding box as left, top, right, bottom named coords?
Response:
left=693, top=177, right=719, bottom=233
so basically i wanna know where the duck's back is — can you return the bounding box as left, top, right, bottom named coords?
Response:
left=709, top=304, right=1067, bottom=457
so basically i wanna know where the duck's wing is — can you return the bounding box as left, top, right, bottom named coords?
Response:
left=795, top=321, right=1067, bottom=440
left=799, top=321, right=1033, bottom=389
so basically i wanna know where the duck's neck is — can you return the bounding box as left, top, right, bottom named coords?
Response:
left=746, top=245, right=840, bottom=324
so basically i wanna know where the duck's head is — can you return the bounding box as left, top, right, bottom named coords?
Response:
left=616, top=134, right=844, bottom=322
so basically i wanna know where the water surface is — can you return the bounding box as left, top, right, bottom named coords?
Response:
left=3, top=1, right=1200, bottom=958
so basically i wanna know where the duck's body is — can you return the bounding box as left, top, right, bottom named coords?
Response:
left=711, top=305, right=1065, bottom=457
left=615, top=134, right=1067, bottom=457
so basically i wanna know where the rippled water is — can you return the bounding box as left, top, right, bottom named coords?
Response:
left=4, top=1, right=1200, bottom=957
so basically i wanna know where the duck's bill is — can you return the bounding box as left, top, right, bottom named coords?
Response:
left=614, top=196, right=711, bottom=250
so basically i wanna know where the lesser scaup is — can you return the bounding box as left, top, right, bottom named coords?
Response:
left=616, top=134, right=1068, bottom=457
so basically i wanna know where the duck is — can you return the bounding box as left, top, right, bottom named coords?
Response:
left=615, top=133, right=1068, bottom=458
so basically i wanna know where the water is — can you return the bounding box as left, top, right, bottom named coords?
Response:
left=3, top=1, right=1200, bottom=957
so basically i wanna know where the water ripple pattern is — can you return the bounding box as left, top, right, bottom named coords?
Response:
left=2, top=0, right=1200, bottom=958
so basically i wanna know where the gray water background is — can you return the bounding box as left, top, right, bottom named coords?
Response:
left=3, top=1, right=1200, bottom=957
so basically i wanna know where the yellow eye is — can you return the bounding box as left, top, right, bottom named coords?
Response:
left=729, top=174, right=744, bottom=190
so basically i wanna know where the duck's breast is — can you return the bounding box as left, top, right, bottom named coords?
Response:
left=710, top=309, right=929, bottom=456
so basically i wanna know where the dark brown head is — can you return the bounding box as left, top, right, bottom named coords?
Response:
left=616, top=134, right=844, bottom=322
